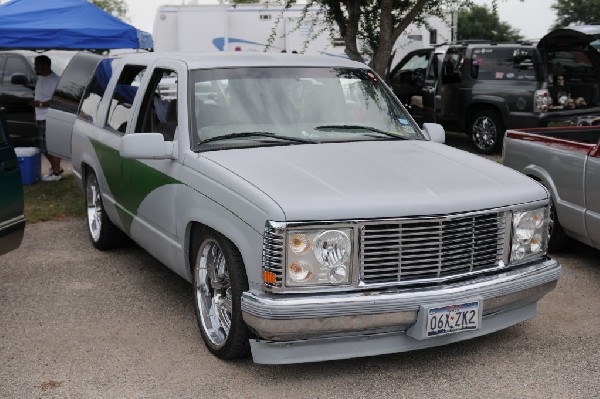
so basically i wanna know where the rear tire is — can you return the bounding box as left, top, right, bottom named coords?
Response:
left=85, top=170, right=129, bottom=250
left=192, top=229, right=250, bottom=360
left=469, top=109, right=504, bottom=154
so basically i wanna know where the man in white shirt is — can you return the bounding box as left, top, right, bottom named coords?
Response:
left=31, top=55, right=62, bottom=182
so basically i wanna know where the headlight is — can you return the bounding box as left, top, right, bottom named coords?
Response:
left=510, top=207, right=548, bottom=263
left=285, top=229, right=352, bottom=286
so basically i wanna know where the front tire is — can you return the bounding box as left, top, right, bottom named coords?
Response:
left=192, top=229, right=250, bottom=360
left=547, top=198, right=573, bottom=252
left=469, top=109, right=504, bottom=154
left=85, top=170, right=129, bottom=250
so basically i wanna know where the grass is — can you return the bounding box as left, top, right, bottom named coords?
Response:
left=24, top=174, right=86, bottom=223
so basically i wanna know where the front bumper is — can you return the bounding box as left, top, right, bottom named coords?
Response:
left=242, top=258, right=560, bottom=342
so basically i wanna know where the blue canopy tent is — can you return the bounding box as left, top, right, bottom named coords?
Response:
left=0, top=0, right=153, bottom=49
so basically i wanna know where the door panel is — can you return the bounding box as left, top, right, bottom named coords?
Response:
left=121, top=65, right=184, bottom=268
left=0, top=113, right=25, bottom=256
left=47, top=52, right=103, bottom=160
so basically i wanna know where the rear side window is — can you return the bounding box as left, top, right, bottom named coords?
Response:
left=547, top=50, right=595, bottom=82
left=79, top=59, right=114, bottom=124
left=470, top=47, right=542, bottom=81
left=105, top=65, right=146, bottom=134
left=51, top=53, right=102, bottom=115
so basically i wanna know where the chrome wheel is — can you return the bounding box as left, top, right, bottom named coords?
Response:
left=471, top=115, right=497, bottom=152
left=86, top=173, right=102, bottom=242
left=194, top=238, right=232, bottom=348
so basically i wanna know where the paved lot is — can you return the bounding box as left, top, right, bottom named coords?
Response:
left=1, top=219, right=598, bottom=398
left=1, top=133, right=598, bottom=398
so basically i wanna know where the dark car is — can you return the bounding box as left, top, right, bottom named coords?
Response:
left=0, top=50, right=76, bottom=145
left=387, top=26, right=600, bottom=153
left=0, top=112, right=25, bottom=256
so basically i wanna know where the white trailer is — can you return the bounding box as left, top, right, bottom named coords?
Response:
left=153, top=4, right=345, bottom=56
left=153, top=3, right=452, bottom=62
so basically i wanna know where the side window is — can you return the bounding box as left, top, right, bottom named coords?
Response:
left=470, top=47, right=540, bottom=81
left=390, top=52, right=430, bottom=84
left=105, top=65, right=146, bottom=134
left=135, top=68, right=178, bottom=141
left=52, top=53, right=102, bottom=116
left=79, top=59, right=113, bottom=124
left=3, top=56, right=33, bottom=84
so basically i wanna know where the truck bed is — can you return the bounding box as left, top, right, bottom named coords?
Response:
left=505, top=126, right=600, bottom=149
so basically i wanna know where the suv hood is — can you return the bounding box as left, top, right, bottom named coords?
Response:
left=538, top=25, right=600, bottom=52
left=203, top=141, right=547, bottom=221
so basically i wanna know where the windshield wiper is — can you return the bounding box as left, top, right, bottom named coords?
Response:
left=198, top=132, right=317, bottom=145
left=314, top=125, right=406, bottom=139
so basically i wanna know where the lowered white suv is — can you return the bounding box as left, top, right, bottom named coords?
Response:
left=46, top=52, right=560, bottom=364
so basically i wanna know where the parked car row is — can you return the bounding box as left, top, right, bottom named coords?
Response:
left=0, top=50, right=76, bottom=145
left=386, top=25, right=600, bottom=153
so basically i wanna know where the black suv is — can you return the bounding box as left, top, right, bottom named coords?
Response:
left=387, top=26, right=600, bottom=153
left=0, top=50, right=76, bottom=145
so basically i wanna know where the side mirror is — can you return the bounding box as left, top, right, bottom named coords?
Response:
left=421, top=123, right=445, bottom=144
left=119, top=133, right=177, bottom=160
left=11, top=73, right=29, bottom=86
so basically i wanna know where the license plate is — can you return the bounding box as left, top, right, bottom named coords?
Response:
left=426, top=301, right=480, bottom=337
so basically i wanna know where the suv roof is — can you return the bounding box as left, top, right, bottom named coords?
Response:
left=0, top=49, right=78, bottom=75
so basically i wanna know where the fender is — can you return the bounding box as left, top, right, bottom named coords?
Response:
left=464, top=96, right=510, bottom=126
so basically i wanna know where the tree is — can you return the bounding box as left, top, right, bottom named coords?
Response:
left=90, top=0, right=128, bottom=20
left=457, top=4, right=522, bottom=42
left=551, top=0, right=600, bottom=28
left=264, top=0, right=524, bottom=76
left=289, top=0, right=472, bottom=76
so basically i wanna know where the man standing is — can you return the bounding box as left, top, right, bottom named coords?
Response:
left=31, top=55, right=62, bottom=182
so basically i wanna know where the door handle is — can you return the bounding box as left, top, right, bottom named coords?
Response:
left=2, top=159, right=19, bottom=173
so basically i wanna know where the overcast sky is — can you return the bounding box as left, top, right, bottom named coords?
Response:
left=125, top=0, right=557, bottom=40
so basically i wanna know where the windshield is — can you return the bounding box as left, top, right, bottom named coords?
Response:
left=190, top=67, right=422, bottom=150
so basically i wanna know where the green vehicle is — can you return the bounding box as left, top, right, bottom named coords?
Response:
left=0, top=113, right=25, bottom=256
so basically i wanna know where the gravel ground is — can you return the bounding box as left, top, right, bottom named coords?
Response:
left=0, top=218, right=598, bottom=398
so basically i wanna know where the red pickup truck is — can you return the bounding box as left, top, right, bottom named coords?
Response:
left=503, top=126, right=600, bottom=251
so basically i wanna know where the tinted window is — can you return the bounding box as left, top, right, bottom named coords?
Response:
left=399, top=53, right=430, bottom=72
left=51, top=53, right=103, bottom=115
left=470, top=47, right=542, bottom=81
left=105, top=65, right=146, bottom=134
left=3, top=56, right=33, bottom=84
left=547, top=50, right=595, bottom=82
left=79, top=59, right=114, bottom=124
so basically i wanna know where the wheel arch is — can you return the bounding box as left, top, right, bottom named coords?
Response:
left=522, top=164, right=558, bottom=202
left=184, top=219, right=263, bottom=290
left=465, top=99, right=509, bottom=128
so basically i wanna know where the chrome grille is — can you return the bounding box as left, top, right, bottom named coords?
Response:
left=262, top=225, right=285, bottom=288
left=360, top=212, right=505, bottom=284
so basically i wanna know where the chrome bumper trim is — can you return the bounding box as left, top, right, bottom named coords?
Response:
left=241, top=258, right=560, bottom=341
left=249, top=303, right=538, bottom=364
